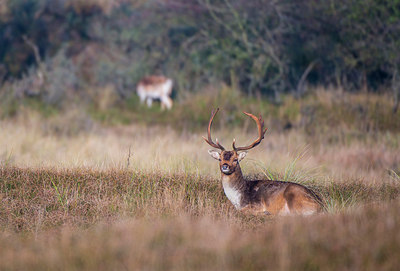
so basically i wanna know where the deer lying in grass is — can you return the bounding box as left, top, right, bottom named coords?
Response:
left=137, top=75, right=173, bottom=110
left=204, top=108, right=323, bottom=215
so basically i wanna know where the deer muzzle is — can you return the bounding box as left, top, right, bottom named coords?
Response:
left=221, top=164, right=231, bottom=174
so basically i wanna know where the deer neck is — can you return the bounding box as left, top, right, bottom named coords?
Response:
left=221, top=164, right=246, bottom=209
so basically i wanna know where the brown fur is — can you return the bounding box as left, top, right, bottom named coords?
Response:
left=205, top=109, right=322, bottom=215
left=215, top=150, right=323, bottom=216
left=223, top=151, right=233, bottom=161
left=136, top=75, right=173, bottom=109
left=138, top=75, right=168, bottom=86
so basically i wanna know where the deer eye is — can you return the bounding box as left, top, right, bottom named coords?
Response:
left=233, top=159, right=238, bottom=162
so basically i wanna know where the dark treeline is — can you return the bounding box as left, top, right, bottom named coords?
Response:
left=0, top=0, right=399, bottom=106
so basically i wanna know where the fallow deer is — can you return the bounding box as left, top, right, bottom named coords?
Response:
left=204, top=108, right=323, bottom=215
left=137, top=75, right=173, bottom=110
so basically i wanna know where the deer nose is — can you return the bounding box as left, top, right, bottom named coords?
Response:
left=221, top=164, right=230, bottom=172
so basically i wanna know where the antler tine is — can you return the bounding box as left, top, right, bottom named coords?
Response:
left=232, top=112, right=268, bottom=151
left=202, top=108, right=225, bottom=150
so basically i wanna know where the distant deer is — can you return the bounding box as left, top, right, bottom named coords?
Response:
left=137, top=75, right=173, bottom=110
left=204, top=108, right=323, bottom=215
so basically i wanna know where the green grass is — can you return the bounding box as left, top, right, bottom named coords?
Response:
left=4, top=87, right=400, bottom=137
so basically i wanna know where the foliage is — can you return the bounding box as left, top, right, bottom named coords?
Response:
left=0, top=0, right=399, bottom=106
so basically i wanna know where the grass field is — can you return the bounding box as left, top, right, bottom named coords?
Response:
left=1, top=90, right=400, bottom=270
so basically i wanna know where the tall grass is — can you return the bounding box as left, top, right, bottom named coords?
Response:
left=1, top=166, right=400, bottom=270
left=1, top=166, right=400, bottom=230
left=1, top=113, right=399, bottom=182
left=1, top=89, right=400, bottom=269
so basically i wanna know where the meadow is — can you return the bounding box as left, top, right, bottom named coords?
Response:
left=1, top=89, right=400, bottom=270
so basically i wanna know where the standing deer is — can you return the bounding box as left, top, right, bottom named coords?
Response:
left=204, top=108, right=323, bottom=215
left=137, top=75, right=173, bottom=110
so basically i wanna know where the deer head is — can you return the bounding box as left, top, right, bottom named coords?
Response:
left=203, top=108, right=268, bottom=175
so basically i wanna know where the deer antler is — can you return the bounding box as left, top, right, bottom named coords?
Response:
left=232, top=112, right=268, bottom=151
left=203, top=108, right=225, bottom=151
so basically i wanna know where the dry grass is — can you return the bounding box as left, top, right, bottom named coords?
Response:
left=1, top=166, right=399, bottom=232
left=1, top=205, right=400, bottom=271
left=1, top=90, right=400, bottom=270
left=1, top=113, right=399, bottom=182
left=0, top=167, right=400, bottom=270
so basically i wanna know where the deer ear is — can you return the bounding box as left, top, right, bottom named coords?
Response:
left=208, top=150, right=221, bottom=160
left=238, top=151, right=247, bottom=161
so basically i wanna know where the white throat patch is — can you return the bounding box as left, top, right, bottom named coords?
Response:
left=222, top=177, right=242, bottom=209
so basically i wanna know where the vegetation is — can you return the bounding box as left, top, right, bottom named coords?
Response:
left=2, top=86, right=400, bottom=136
left=1, top=163, right=400, bottom=270
left=1, top=88, right=400, bottom=268
left=0, top=0, right=400, bottom=108
left=1, top=1, right=400, bottom=269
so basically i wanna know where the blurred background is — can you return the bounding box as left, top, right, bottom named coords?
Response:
left=1, top=0, right=399, bottom=113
